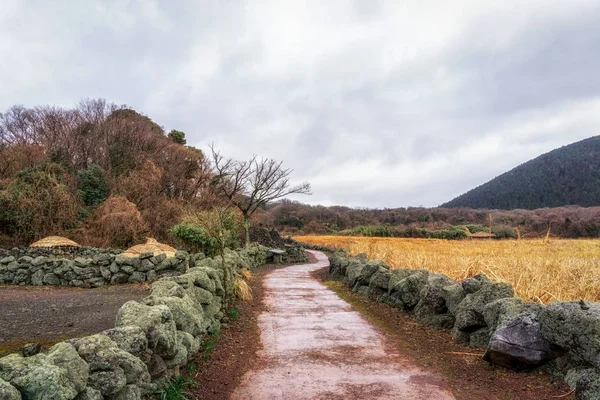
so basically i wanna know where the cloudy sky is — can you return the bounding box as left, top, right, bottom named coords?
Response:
left=2, top=0, right=600, bottom=208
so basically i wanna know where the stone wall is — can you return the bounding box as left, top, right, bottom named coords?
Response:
left=0, top=247, right=190, bottom=287
left=0, top=245, right=269, bottom=399
left=329, top=251, right=600, bottom=400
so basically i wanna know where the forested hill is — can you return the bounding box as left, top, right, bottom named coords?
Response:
left=441, top=136, right=600, bottom=210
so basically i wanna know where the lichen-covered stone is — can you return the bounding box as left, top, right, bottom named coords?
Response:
left=441, top=282, right=466, bottom=316
left=164, top=343, right=188, bottom=369
left=484, top=310, right=564, bottom=370
left=88, top=368, right=127, bottom=396
left=46, top=342, right=89, bottom=392
left=369, top=269, right=391, bottom=291
left=389, top=271, right=429, bottom=310
left=128, top=272, right=146, bottom=283
left=540, top=301, right=600, bottom=365
left=414, top=273, right=456, bottom=325
left=469, top=327, right=491, bottom=348
left=144, top=295, right=205, bottom=336
left=111, top=273, right=129, bottom=284
left=43, top=273, right=60, bottom=285
left=461, top=273, right=492, bottom=294
left=0, top=353, right=79, bottom=400
left=75, top=387, right=103, bottom=400
left=115, top=302, right=178, bottom=359
left=454, top=282, right=514, bottom=332
left=177, top=331, right=200, bottom=361
left=21, top=343, right=41, bottom=357
left=0, top=377, right=21, bottom=400
left=107, top=384, right=141, bottom=400
left=575, top=370, right=600, bottom=400
left=104, top=326, right=148, bottom=359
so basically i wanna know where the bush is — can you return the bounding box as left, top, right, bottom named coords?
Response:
left=170, top=209, right=242, bottom=256
left=0, top=164, right=80, bottom=242
left=87, top=196, right=148, bottom=248
left=492, top=225, right=518, bottom=239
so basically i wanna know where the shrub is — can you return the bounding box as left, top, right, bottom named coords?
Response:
left=87, top=196, right=148, bottom=248
left=170, top=209, right=242, bottom=256
left=0, top=163, right=80, bottom=242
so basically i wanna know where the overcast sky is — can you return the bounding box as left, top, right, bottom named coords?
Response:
left=2, top=0, right=600, bottom=208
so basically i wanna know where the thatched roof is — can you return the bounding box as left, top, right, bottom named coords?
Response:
left=30, top=236, right=81, bottom=248
left=121, top=238, right=177, bottom=258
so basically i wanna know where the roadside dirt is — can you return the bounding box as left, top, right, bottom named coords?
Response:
left=311, top=267, right=575, bottom=400
left=0, top=284, right=150, bottom=356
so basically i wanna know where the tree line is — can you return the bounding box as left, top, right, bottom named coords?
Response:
left=259, top=201, right=600, bottom=239
left=0, top=99, right=309, bottom=250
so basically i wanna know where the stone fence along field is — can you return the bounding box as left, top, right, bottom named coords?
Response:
left=0, top=247, right=191, bottom=287
left=328, top=250, right=600, bottom=399
left=0, top=245, right=271, bottom=399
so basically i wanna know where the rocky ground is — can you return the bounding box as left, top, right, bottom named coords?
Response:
left=0, top=284, right=150, bottom=357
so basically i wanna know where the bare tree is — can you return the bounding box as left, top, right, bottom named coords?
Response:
left=210, top=144, right=311, bottom=246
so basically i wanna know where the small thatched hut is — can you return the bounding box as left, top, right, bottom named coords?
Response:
left=121, top=238, right=177, bottom=258
left=30, top=236, right=81, bottom=248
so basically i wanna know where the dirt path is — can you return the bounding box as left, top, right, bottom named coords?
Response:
left=0, top=284, right=150, bottom=356
left=231, top=251, right=455, bottom=400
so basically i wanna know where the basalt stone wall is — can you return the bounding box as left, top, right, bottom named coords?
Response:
left=329, top=251, right=600, bottom=400
left=0, top=247, right=191, bottom=288
left=285, top=238, right=340, bottom=254
left=0, top=245, right=270, bottom=399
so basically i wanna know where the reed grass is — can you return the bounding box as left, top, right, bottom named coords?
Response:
left=295, top=236, right=600, bottom=304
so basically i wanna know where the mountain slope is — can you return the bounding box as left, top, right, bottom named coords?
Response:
left=441, top=136, right=600, bottom=209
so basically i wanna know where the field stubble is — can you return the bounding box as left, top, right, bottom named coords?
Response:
left=295, top=235, right=600, bottom=304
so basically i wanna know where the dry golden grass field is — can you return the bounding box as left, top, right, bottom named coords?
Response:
left=295, top=235, right=600, bottom=304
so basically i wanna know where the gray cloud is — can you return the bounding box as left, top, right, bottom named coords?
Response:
left=2, top=0, right=600, bottom=208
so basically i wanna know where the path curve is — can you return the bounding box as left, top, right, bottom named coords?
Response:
left=231, top=251, right=455, bottom=400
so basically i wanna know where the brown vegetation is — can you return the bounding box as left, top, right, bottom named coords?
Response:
left=0, top=99, right=214, bottom=248
left=297, top=235, right=600, bottom=303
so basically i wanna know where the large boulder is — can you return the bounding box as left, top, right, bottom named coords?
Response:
left=115, top=301, right=178, bottom=359
left=540, top=301, right=600, bottom=365
left=0, top=378, right=21, bottom=400
left=454, top=282, right=514, bottom=333
left=484, top=310, right=564, bottom=369
left=0, top=353, right=80, bottom=400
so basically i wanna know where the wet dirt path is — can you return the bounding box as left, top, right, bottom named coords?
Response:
left=231, top=251, right=455, bottom=400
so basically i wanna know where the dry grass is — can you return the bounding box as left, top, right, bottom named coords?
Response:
left=233, top=277, right=253, bottom=301
left=241, top=268, right=252, bottom=281
left=295, top=235, right=600, bottom=304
